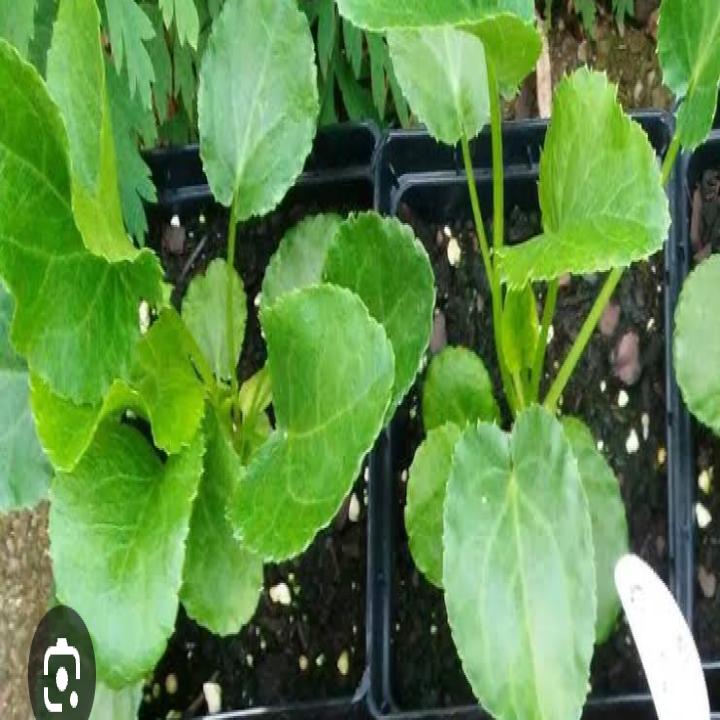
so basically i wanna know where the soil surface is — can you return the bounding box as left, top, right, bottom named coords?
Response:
left=390, top=203, right=668, bottom=709
left=139, top=194, right=371, bottom=718
left=691, top=173, right=720, bottom=660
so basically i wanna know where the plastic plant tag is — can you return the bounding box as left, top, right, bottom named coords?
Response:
left=615, top=554, right=709, bottom=720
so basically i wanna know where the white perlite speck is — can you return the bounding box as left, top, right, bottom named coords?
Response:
left=618, top=390, right=629, bottom=408
left=254, top=293, right=262, bottom=308
left=597, top=440, right=605, bottom=452
left=696, top=503, right=712, bottom=529
left=447, top=238, right=461, bottom=267
left=269, top=582, right=292, bottom=606
left=348, top=493, right=361, bottom=523
left=641, top=413, right=650, bottom=440
left=547, top=325, right=554, bottom=344
left=203, top=682, right=222, bottom=714
left=171, top=214, right=181, bottom=228
left=299, top=655, right=309, bottom=672
left=139, top=301, right=150, bottom=335
left=625, top=429, right=640, bottom=454
left=699, top=470, right=712, bottom=495
left=337, top=650, right=350, bottom=676
left=600, top=380, right=607, bottom=393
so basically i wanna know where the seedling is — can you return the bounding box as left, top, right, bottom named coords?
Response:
left=0, top=0, right=434, bottom=701
left=335, top=0, right=720, bottom=717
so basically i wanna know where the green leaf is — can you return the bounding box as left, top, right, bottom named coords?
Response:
left=336, top=53, right=378, bottom=121
left=104, top=0, right=155, bottom=108
left=0, top=41, right=163, bottom=403
left=28, top=0, right=58, bottom=75
left=198, top=0, right=319, bottom=214
left=498, top=69, right=670, bottom=288
left=317, top=0, right=336, bottom=79
left=464, top=16, right=541, bottom=97
left=387, top=27, right=489, bottom=145
left=229, top=285, right=394, bottom=561
left=405, top=422, right=462, bottom=588
left=182, top=410, right=262, bottom=635
left=31, top=310, right=207, bottom=470
left=142, top=3, right=172, bottom=123
left=674, top=254, right=720, bottom=435
left=367, top=32, right=388, bottom=119
left=261, top=214, right=342, bottom=310
left=324, top=213, right=435, bottom=421
left=237, top=366, right=273, bottom=464
left=89, top=681, right=142, bottom=720
left=0, top=0, right=37, bottom=58
left=444, top=407, right=595, bottom=720
left=50, top=423, right=205, bottom=686
left=106, top=59, right=157, bottom=243
left=422, top=346, right=499, bottom=432
left=47, top=0, right=130, bottom=262
left=160, top=0, right=199, bottom=49
left=563, top=417, right=628, bottom=643
left=658, top=0, right=720, bottom=150
left=182, top=259, right=247, bottom=383
left=335, top=0, right=534, bottom=31
left=174, top=30, right=196, bottom=109
left=342, top=18, right=363, bottom=78
left=0, top=284, right=50, bottom=512
left=502, top=286, right=539, bottom=378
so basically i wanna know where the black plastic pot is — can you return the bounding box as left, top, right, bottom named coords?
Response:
left=368, top=113, right=696, bottom=720
left=678, top=131, right=720, bottom=700
left=142, top=122, right=379, bottom=720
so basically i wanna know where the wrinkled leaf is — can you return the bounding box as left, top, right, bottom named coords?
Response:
left=198, top=0, right=319, bottom=214
left=444, top=407, right=595, bottom=720
left=0, top=41, right=163, bottom=403
left=31, top=310, right=206, bottom=470
left=230, top=285, right=394, bottom=561
left=0, top=284, right=50, bottom=512
left=47, top=0, right=131, bottom=262
left=563, top=417, right=628, bottom=643
left=89, top=682, right=142, bottom=720
left=182, top=410, right=262, bottom=635
left=261, top=214, right=342, bottom=310
left=104, top=0, right=155, bottom=108
left=674, top=254, right=720, bottom=435
left=0, top=0, right=37, bottom=58
left=182, top=259, right=247, bottom=382
left=422, top=346, right=499, bottom=432
left=160, top=0, right=199, bottom=49
left=498, top=69, right=670, bottom=288
left=658, top=0, right=720, bottom=150
left=387, top=27, right=489, bottom=145
left=324, top=214, right=434, bottom=420
left=335, top=0, right=534, bottom=31
left=50, top=424, right=205, bottom=686
left=405, top=422, right=462, bottom=588
left=502, top=286, right=539, bottom=378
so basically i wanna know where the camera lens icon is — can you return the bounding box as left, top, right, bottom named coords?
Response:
left=44, top=638, right=80, bottom=713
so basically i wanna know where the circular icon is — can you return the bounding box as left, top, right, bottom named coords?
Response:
left=27, top=605, right=96, bottom=720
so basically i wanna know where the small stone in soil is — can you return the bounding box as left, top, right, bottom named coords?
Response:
left=657, top=447, right=667, bottom=466
left=430, top=310, right=448, bottom=354
left=269, top=582, right=292, bottom=606
left=447, top=238, right=461, bottom=266
left=613, top=331, right=641, bottom=386
left=203, top=682, right=222, bottom=714
left=165, top=674, right=178, bottom=696
left=600, top=302, right=620, bottom=336
left=337, top=650, right=350, bottom=677
left=299, top=655, right=309, bottom=672
left=698, top=565, right=717, bottom=599
left=696, top=503, right=712, bottom=529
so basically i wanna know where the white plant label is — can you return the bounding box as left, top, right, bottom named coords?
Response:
left=615, top=554, right=709, bottom=720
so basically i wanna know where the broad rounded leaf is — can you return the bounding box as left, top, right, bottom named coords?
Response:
left=182, top=259, right=247, bottom=382
left=182, top=410, right=262, bottom=635
left=32, top=310, right=207, bottom=470
left=198, top=0, right=319, bottom=214
left=324, top=213, right=435, bottom=420
left=230, top=285, right=394, bottom=561
left=0, top=41, right=163, bottom=403
left=0, top=284, right=50, bottom=511
left=47, top=0, right=131, bottom=261
left=335, top=0, right=534, bottom=31
left=89, top=682, right=142, bottom=720
left=464, top=16, right=541, bottom=96
left=444, top=407, right=595, bottom=720
left=262, top=214, right=342, bottom=310
left=388, top=27, right=490, bottom=146
left=405, top=422, right=462, bottom=588
left=498, top=69, right=670, bottom=289
left=674, top=255, right=720, bottom=434
left=563, top=417, right=628, bottom=643
left=422, top=346, right=499, bottom=432
left=658, top=0, right=720, bottom=150
left=50, top=424, right=205, bottom=686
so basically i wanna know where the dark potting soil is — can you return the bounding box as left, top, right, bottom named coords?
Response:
left=390, top=205, right=668, bottom=710
left=139, top=197, right=369, bottom=718
left=691, top=176, right=720, bottom=659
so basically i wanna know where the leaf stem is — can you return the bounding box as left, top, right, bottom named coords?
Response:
left=544, top=267, right=622, bottom=411
left=530, top=278, right=558, bottom=403
left=460, top=132, right=517, bottom=415
left=660, top=135, right=681, bottom=188
left=488, top=60, right=504, bottom=257
left=227, top=194, right=240, bottom=425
